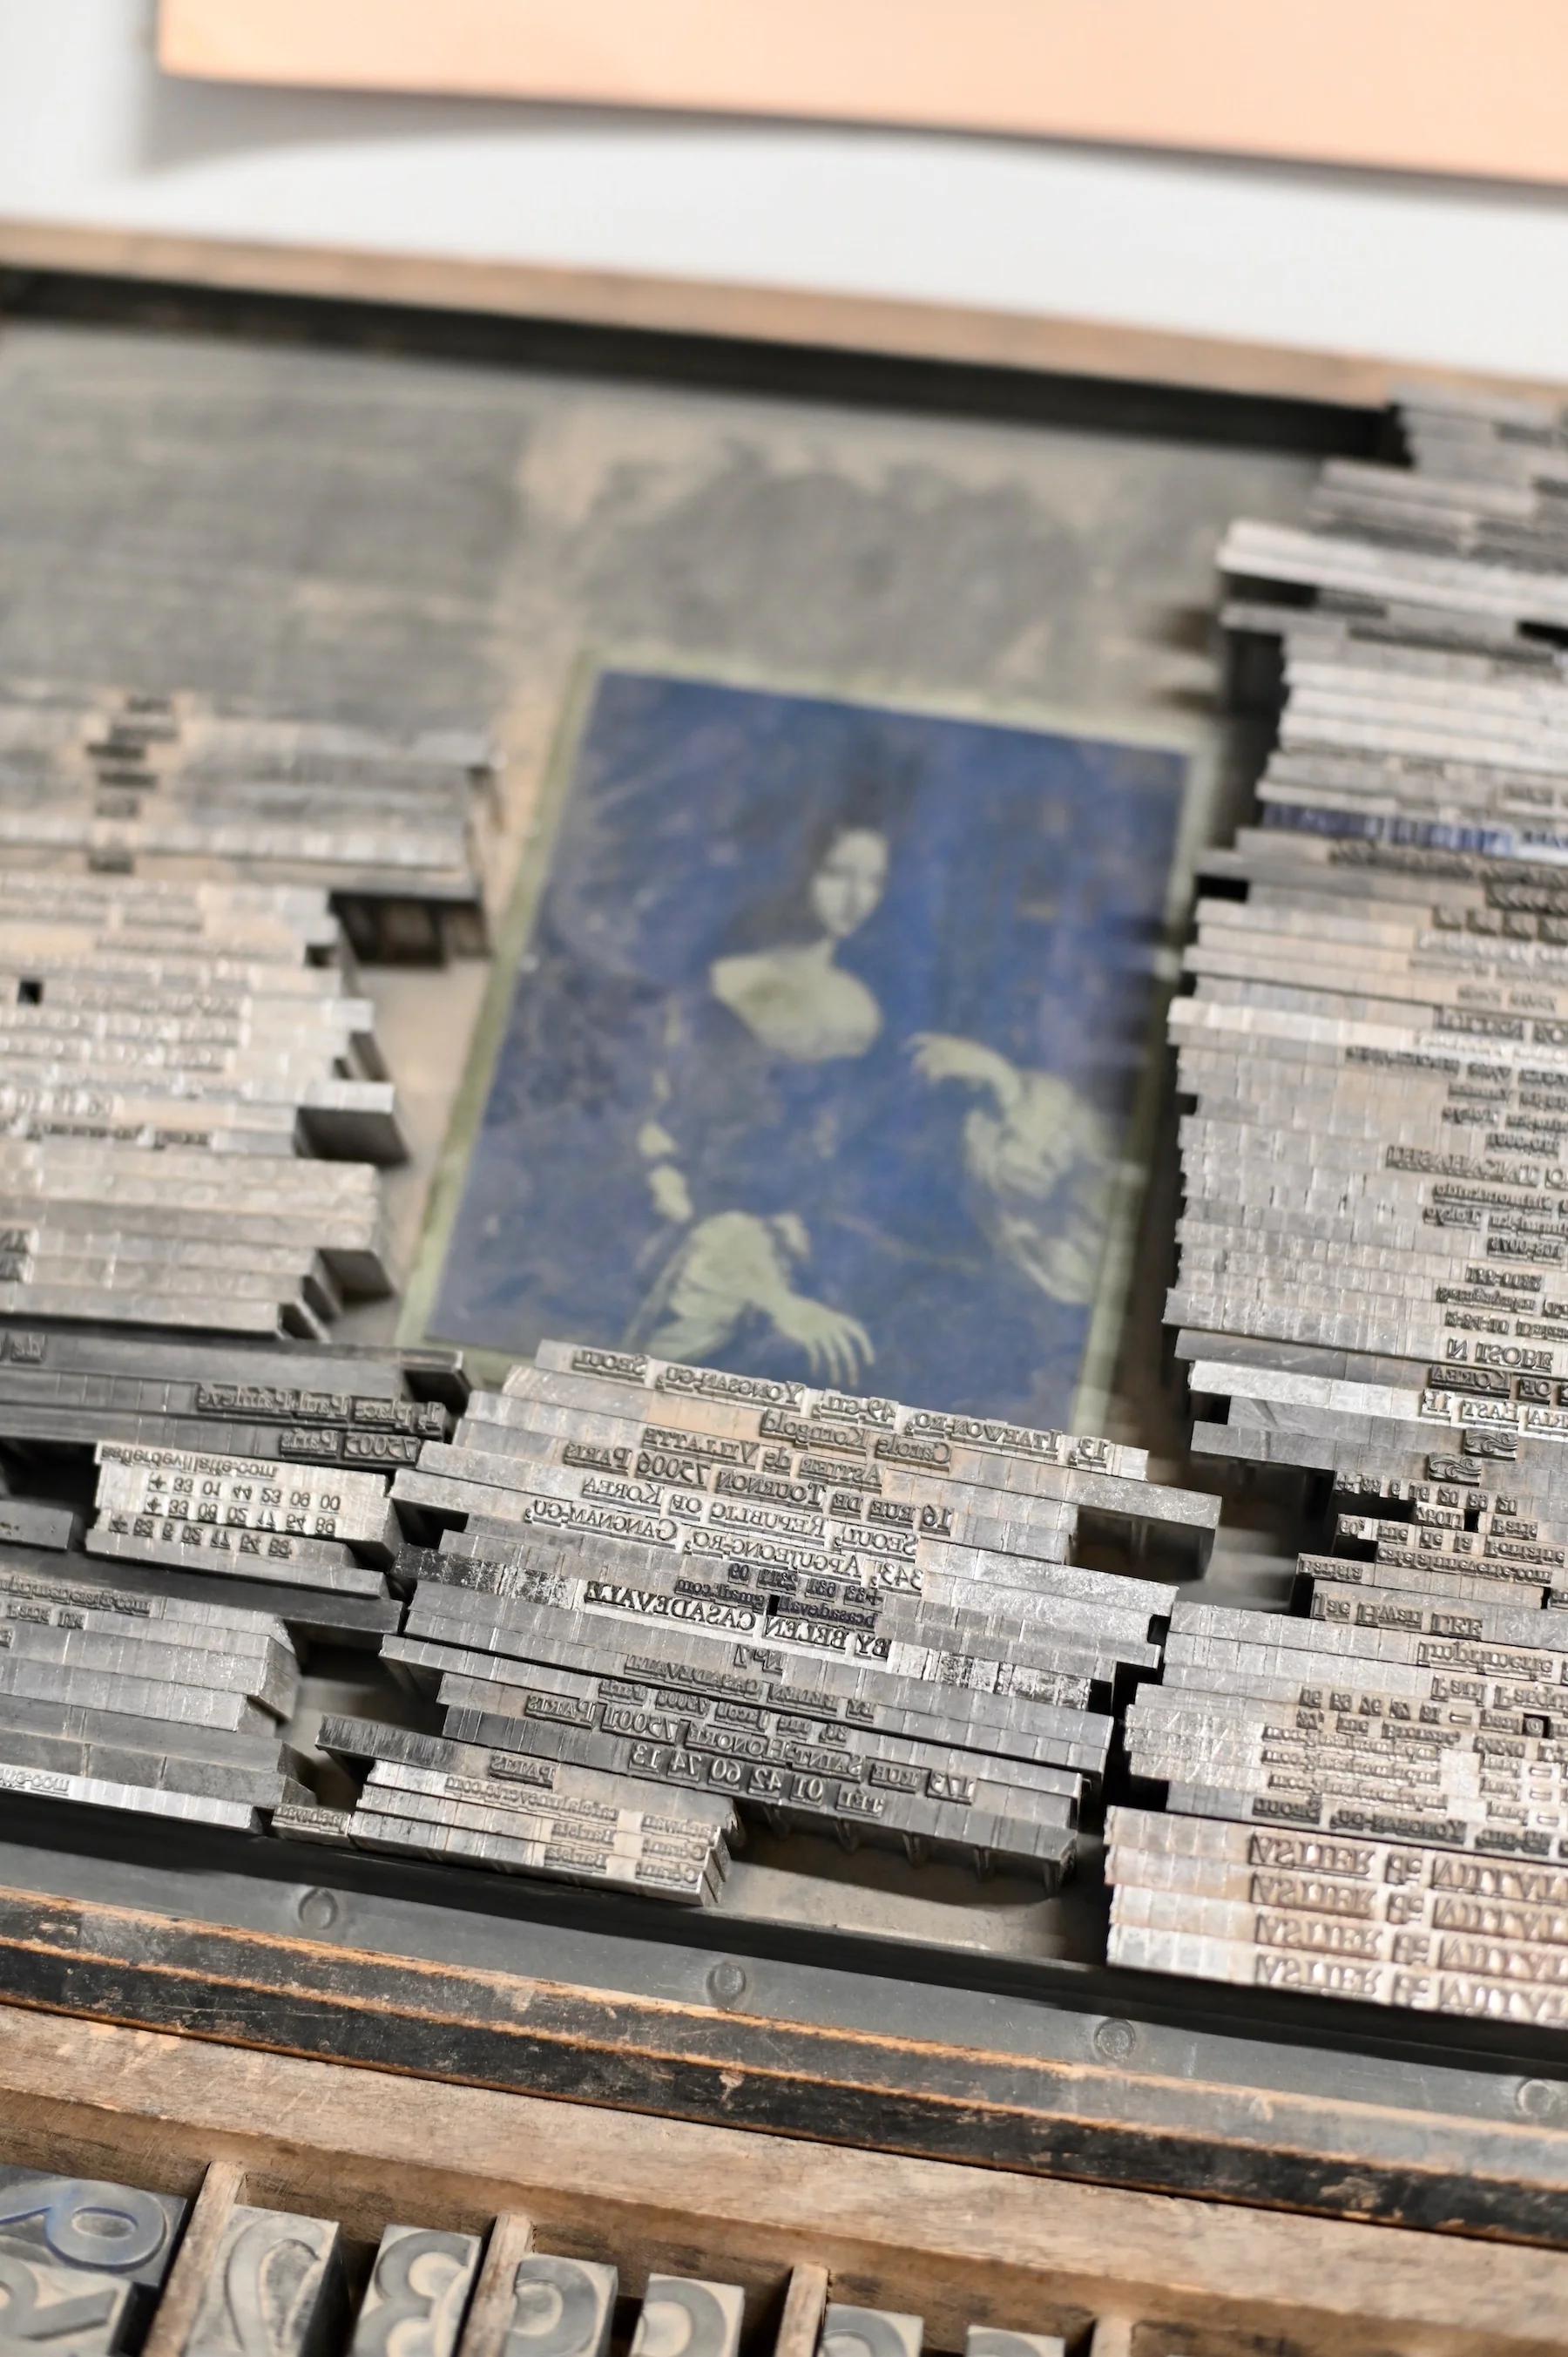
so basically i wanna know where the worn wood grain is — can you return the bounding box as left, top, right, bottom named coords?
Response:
left=0, top=217, right=1562, bottom=412
left=773, top=2264, right=828, bottom=2357
left=0, top=2010, right=1565, bottom=2354
left=0, top=1877, right=1560, bottom=2244
left=455, top=2212, right=535, bottom=2357
left=142, top=2161, right=247, bottom=2357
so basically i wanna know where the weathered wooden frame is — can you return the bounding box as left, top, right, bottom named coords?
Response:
left=4, top=2006, right=1568, bottom=2355
left=0, top=244, right=1562, bottom=2272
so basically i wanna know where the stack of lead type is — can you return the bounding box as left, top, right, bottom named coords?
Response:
left=305, top=1717, right=739, bottom=1906
left=1108, top=384, right=1568, bottom=2024
left=0, top=681, right=498, bottom=958
left=316, top=1338, right=1218, bottom=1897
left=0, top=869, right=402, bottom=1338
left=0, top=1328, right=469, bottom=1838
left=1221, top=384, right=1568, bottom=636
left=0, top=709, right=497, bottom=1859
left=0, top=1548, right=306, bottom=1835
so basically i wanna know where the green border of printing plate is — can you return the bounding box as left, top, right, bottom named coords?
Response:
left=401, top=647, right=1213, bottom=1436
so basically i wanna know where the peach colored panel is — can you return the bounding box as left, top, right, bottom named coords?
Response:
left=160, top=0, right=1568, bottom=185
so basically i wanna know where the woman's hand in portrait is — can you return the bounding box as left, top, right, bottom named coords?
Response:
left=766, top=1290, right=875, bottom=1387
left=908, top=1033, right=1024, bottom=1114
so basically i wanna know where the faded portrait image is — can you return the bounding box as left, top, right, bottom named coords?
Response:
left=433, top=672, right=1182, bottom=1423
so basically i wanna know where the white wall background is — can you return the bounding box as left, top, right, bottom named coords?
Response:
left=3, top=0, right=1568, bottom=381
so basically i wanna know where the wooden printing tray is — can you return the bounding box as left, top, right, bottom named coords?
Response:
left=0, top=249, right=1563, bottom=2249
left=3, top=2000, right=1568, bottom=2357
left=0, top=235, right=1329, bottom=1965
left=0, top=1807, right=1559, bottom=2248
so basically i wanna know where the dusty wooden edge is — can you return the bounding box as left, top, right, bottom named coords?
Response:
left=3, top=2009, right=1568, bottom=2357
left=0, top=1867, right=1558, bottom=2245
left=0, top=216, right=1562, bottom=412
left=141, top=2159, right=247, bottom=2357
left=774, top=2265, right=829, bottom=2357
left=456, top=2211, right=536, bottom=2357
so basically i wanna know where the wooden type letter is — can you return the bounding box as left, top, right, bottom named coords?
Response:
left=0, top=2254, right=132, bottom=2355
left=817, top=2311, right=923, bottom=2357
left=630, top=2280, right=743, bottom=2357
left=350, top=2228, right=481, bottom=2357
left=0, top=2173, right=181, bottom=2293
left=179, top=2206, right=342, bottom=2357
left=498, top=2259, right=616, bottom=2357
